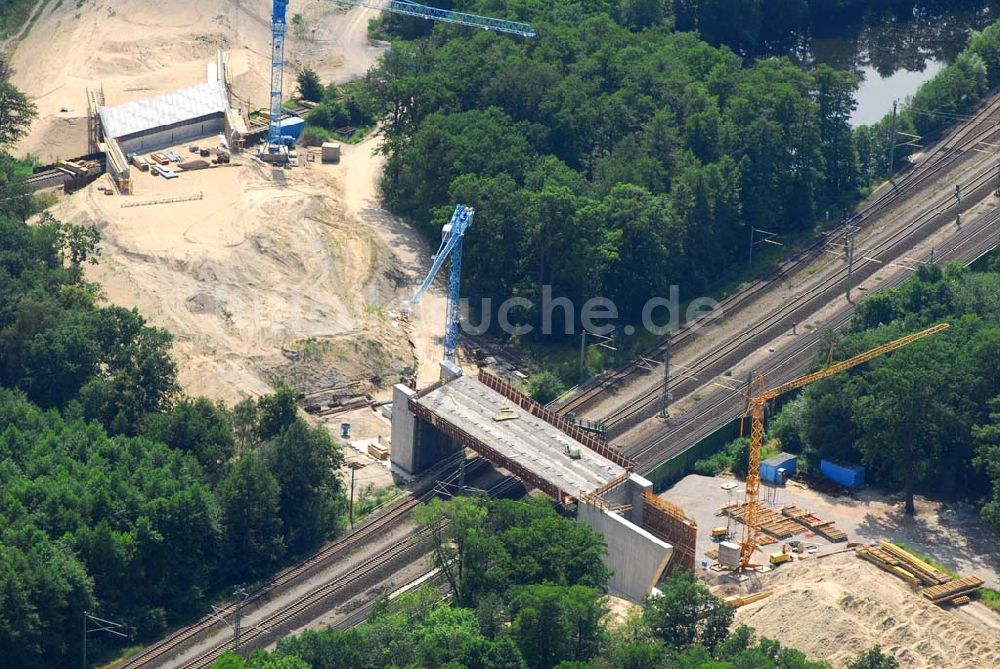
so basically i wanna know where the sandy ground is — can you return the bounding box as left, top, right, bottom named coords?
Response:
left=662, top=474, right=1000, bottom=589
left=8, top=0, right=384, bottom=162
left=662, top=475, right=1000, bottom=668
left=11, top=0, right=449, bottom=404
left=730, top=553, right=1000, bottom=669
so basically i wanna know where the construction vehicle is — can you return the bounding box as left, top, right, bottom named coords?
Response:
left=737, top=323, right=949, bottom=571
left=711, top=527, right=729, bottom=539
left=262, top=1, right=536, bottom=159
left=769, top=552, right=791, bottom=565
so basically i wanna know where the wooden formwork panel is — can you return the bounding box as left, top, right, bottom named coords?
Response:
left=922, top=576, right=985, bottom=603
left=723, top=503, right=804, bottom=539
left=781, top=505, right=848, bottom=542
left=642, top=490, right=697, bottom=572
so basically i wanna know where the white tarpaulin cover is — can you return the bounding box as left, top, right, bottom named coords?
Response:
left=99, top=81, right=228, bottom=140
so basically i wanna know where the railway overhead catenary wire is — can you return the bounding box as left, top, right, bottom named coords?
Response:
left=172, top=473, right=524, bottom=669
left=625, top=202, right=1000, bottom=471
left=553, top=90, right=1000, bottom=422
left=116, top=455, right=501, bottom=669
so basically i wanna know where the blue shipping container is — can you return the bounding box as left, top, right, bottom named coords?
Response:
left=760, top=452, right=797, bottom=485
left=278, top=117, right=305, bottom=142
left=820, top=459, right=865, bottom=488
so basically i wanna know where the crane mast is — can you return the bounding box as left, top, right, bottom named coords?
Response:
left=412, top=205, right=475, bottom=363
left=266, top=0, right=290, bottom=154
left=263, top=1, right=536, bottom=156
left=738, top=322, right=950, bottom=570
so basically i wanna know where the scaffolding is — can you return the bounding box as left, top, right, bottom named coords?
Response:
left=642, top=490, right=697, bottom=572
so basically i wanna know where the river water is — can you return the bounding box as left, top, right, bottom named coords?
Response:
left=801, top=3, right=1000, bottom=126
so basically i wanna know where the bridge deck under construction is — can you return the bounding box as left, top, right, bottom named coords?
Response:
left=412, top=374, right=626, bottom=499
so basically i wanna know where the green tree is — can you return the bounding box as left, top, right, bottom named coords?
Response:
left=510, top=585, right=605, bottom=669
left=848, top=647, right=900, bottom=669
left=851, top=340, right=971, bottom=515
left=0, top=81, right=37, bottom=147
left=298, top=70, right=323, bottom=104
left=146, top=397, right=235, bottom=479
left=218, top=453, right=285, bottom=581
left=643, top=571, right=733, bottom=653
left=266, top=420, right=345, bottom=553
left=414, top=496, right=491, bottom=606
left=257, top=384, right=299, bottom=440
left=527, top=371, right=566, bottom=405
left=973, top=397, right=1000, bottom=532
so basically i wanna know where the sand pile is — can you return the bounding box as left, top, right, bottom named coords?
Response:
left=732, top=552, right=1000, bottom=669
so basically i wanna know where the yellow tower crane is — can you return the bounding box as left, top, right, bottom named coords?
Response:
left=738, top=322, right=950, bottom=570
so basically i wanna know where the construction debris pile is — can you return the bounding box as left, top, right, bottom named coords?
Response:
left=856, top=540, right=984, bottom=606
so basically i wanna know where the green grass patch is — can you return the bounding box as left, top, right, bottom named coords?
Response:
left=354, top=483, right=403, bottom=521
left=12, top=156, right=37, bottom=178
left=978, top=587, right=1000, bottom=614
left=891, top=542, right=960, bottom=579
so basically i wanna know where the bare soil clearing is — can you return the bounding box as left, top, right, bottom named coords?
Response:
left=13, top=0, right=445, bottom=403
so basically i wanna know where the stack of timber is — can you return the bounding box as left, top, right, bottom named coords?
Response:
left=921, top=576, right=985, bottom=605
left=781, top=505, right=848, bottom=542
left=724, top=591, right=773, bottom=608
left=856, top=541, right=983, bottom=605
left=722, top=503, right=804, bottom=539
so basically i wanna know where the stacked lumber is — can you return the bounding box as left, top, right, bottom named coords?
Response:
left=921, top=576, right=985, bottom=605
left=781, top=505, right=848, bottom=542
left=877, top=541, right=950, bottom=586
left=856, top=545, right=922, bottom=586
left=855, top=541, right=983, bottom=606
left=724, top=591, right=773, bottom=607
left=722, top=503, right=805, bottom=539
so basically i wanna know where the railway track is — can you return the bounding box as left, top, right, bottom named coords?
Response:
left=173, top=473, right=524, bottom=669
left=116, top=455, right=487, bottom=669
left=605, top=156, right=1000, bottom=440
left=626, top=201, right=1000, bottom=469
left=553, top=91, right=1000, bottom=421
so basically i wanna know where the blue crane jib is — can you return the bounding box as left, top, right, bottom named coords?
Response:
left=342, top=1, right=537, bottom=37
left=412, top=205, right=475, bottom=363
left=263, top=1, right=536, bottom=156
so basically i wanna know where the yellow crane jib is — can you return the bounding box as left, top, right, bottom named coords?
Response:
left=737, top=322, right=949, bottom=571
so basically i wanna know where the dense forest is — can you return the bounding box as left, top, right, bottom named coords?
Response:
left=0, top=81, right=348, bottom=666
left=763, top=263, right=1000, bottom=525
left=354, top=0, right=1000, bottom=341
left=207, top=496, right=898, bottom=669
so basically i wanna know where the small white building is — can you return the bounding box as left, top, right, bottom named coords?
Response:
left=99, top=81, right=229, bottom=155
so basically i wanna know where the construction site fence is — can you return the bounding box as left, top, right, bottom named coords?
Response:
left=478, top=370, right=635, bottom=472
left=642, top=489, right=697, bottom=573
left=409, top=398, right=571, bottom=504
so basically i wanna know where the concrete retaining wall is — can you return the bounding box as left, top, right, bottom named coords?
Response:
left=577, top=502, right=672, bottom=602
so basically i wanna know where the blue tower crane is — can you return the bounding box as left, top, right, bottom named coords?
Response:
left=411, top=205, right=474, bottom=363
left=262, top=1, right=536, bottom=157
